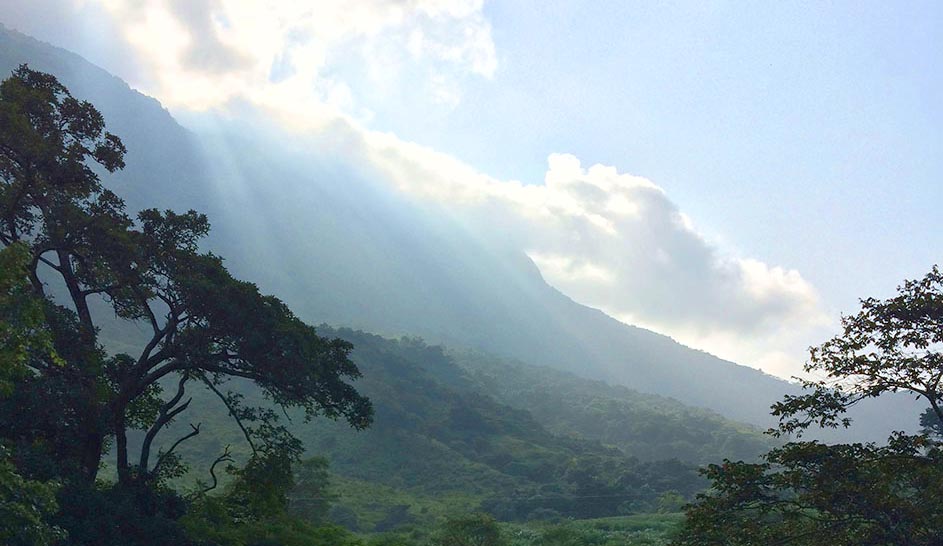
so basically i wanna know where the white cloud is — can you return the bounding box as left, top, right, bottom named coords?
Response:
left=4, top=0, right=833, bottom=377
left=352, top=133, right=833, bottom=375
left=84, top=0, right=496, bottom=111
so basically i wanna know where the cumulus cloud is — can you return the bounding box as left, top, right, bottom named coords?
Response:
left=85, top=0, right=496, bottom=111
left=355, top=132, right=832, bottom=375
left=165, top=0, right=253, bottom=74
left=1, top=0, right=832, bottom=377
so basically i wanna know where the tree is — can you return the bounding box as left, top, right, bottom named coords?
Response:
left=0, top=244, right=63, bottom=545
left=288, top=456, right=338, bottom=525
left=432, top=513, right=506, bottom=546
left=0, top=64, right=372, bottom=491
left=772, top=265, right=943, bottom=437
left=919, top=407, right=943, bottom=438
left=674, top=266, right=943, bottom=545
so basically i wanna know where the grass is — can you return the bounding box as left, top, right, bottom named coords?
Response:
left=500, top=514, right=683, bottom=546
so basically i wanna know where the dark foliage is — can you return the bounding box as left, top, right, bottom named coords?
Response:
left=53, top=484, right=195, bottom=546
left=0, top=66, right=371, bottom=544
left=431, top=513, right=505, bottom=546
left=675, top=267, right=943, bottom=545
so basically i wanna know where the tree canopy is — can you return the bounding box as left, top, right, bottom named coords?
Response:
left=0, top=244, right=64, bottom=546
left=0, top=63, right=371, bottom=497
left=674, top=266, right=943, bottom=545
left=772, top=265, right=943, bottom=437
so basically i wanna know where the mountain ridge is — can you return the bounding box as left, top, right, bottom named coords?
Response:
left=0, top=23, right=918, bottom=439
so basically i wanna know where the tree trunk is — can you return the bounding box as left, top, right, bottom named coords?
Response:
left=114, top=411, right=130, bottom=485
left=78, top=414, right=104, bottom=484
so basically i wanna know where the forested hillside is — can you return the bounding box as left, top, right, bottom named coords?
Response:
left=132, top=328, right=768, bottom=530
left=452, top=352, right=773, bottom=465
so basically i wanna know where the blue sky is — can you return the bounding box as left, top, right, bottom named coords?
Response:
left=2, top=0, right=939, bottom=377
left=360, top=0, right=943, bottom=310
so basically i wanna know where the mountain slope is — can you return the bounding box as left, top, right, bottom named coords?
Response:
left=140, top=328, right=715, bottom=527
left=449, top=351, right=773, bottom=465
left=0, top=23, right=919, bottom=438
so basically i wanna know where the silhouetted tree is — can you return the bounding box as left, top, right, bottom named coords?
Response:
left=0, top=65, right=372, bottom=491
left=674, top=266, right=943, bottom=545
left=772, top=265, right=943, bottom=436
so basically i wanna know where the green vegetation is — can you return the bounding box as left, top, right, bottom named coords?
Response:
left=5, top=56, right=936, bottom=546
left=160, top=329, right=708, bottom=525
left=501, top=514, right=682, bottom=545
left=0, top=244, right=63, bottom=546
left=453, top=351, right=773, bottom=464
left=674, top=267, right=943, bottom=545
left=0, top=65, right=371, bottom=545
left=363, top=513, right=682, bottom=546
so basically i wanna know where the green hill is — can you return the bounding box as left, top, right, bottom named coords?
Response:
left=451, top=351, right=773, bottom=465
left=133, top=328, right=773, bottom=531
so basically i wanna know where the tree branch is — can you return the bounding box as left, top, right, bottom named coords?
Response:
left=134, top=307, right=179, bottom=376
left=151, top=422, right=201, bottom=478
left=139, top=375, right=191, bottom=473
left=55, top=248, right=94, bottom=335
left=35, top=254, right=61, bottom=273
left=200, top=445, right=233, bottom=495
left=201, top=377, right=257, bottom=455
left=131, top=284, right=162, bottom=336
left=133, top=348, right=183, bottom=394
left=80, top=283, right=122, bottom=297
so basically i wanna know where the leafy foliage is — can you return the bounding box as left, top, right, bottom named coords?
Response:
left=675, top=267, right=943, bottom=545
left=0, top=245, right=62, bottom=546
left=0, top=243, right=59, bottom=394
left=0, top=66, right=372, bottom=544
left=0, top=447, right=62, bottom=546
left=452, top=351, right=773, bottom=465
left=676, top=435, right=943, bottom=545
left=148, top=329, right=709, bottom=527
left=431, top=513, right=506, bottom=546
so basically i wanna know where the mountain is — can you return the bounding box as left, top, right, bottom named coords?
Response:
left=450, top=351, right=773, bottom=465
left=0, top=23, right=919, bottom=439
left=140, top=328, right=742, bottom=529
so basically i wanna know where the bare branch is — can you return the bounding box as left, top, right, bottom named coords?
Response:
left=35, top=254, right=61, bottom=272
left=201, top=377, right=257, bottom=455
left=200, top=445, right=233, bottom=495
left=80, top=283, right=122, bottom=297
left=139, top=375, right=191, bottom=472
left=151, top=422, right=201, bottom=477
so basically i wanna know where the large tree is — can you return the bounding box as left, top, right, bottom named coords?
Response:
left=0, top=244, right=63, bottom=546
left=0, top=65, right=372, bottom=488
left=674, top=267, right=943, bottom=545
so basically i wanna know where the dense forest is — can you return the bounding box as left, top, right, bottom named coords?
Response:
left=1, top=32, right=942, bottom=546
left=143, top=327, right=770, bottom=528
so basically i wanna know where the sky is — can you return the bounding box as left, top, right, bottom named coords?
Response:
left=2, top=0, right=940, bottom=379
